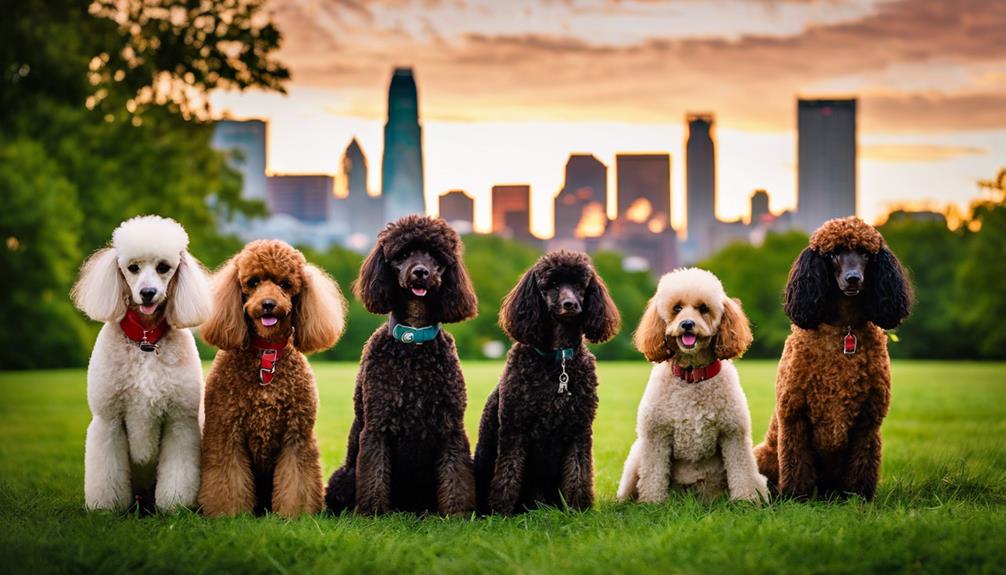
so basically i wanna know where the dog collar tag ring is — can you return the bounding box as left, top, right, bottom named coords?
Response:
left=557, top=357, right=570, bottom=395
left=402, top=331, right=415, bottom=343
left=139, top=330, right=158, bottom=353
left=259, top=349, right=279, bottom=385
left=843, top=327, right=857, bottom=355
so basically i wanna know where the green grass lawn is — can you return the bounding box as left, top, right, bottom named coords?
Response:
left=1, top=360, right=1004, bottom=574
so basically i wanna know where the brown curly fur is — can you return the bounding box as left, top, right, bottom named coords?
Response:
left=473, top=251, right=620, bottom=514
left=325, top=216, right=479, bottom=516
left=198, top=240, right=346, bottom=517
left=754, top=217, right=912, bottom=500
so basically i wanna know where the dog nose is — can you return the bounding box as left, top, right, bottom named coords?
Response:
left=680, top=319, right=695, bottom=331
left=261, top=299, right=276, bottom=312
left=412, top=265, right=429, bottom=279
left=562, top=299, right=580, bottom=312
left=139, top=288, right=157, bottom=302
left=845, top=273, right=862, bottom=285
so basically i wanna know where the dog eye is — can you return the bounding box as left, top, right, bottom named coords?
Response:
left=246, top=276, right=260, bottom=288
left=279, top=279, right=292, bottom=290
left=127, top=264, right=140, bottom=274
left=156, top=262, right=171, bottom=274
left=699, top=304, right=709, bottom=314
left=673, top=304, right=682, bottom=313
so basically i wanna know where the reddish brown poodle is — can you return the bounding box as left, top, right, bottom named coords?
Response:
left=198, top=240, right=346, bottom=517
left=754, top=217, right=912, bottom=500
left=325, top=215, right=479, bottom=516
left=473, top=251, right=620, bottom=515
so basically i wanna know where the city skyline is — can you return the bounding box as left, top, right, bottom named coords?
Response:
left=211, top=0, right=1006, bottom=237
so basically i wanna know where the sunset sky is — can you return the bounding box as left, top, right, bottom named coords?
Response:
left=211, top=0, right=1006, bottom=237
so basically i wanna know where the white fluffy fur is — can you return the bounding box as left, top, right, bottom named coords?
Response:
left=72, top=215, right=210, bottom=512
left=617, top=268, right=768, bottom=503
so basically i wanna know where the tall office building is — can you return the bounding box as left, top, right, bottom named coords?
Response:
left=686, top=114, right=716, bottom=260
left=615, top=154, right=671, bottom=235
left=439, top=190, right=475, bottom=233
left=554, top=154, right=607, bottom=239
left=266, top=175, right=335, bottom=223
left=341, top=138, right=383, bottom=237
left=382, top=67, right=425, bottom=223
left=797, top=98, right=857, bottom=232
left=491, top=184, right=532, bottom=240
left=211, top=119, right=268, bottom=202
left=750, top=189, right=770, bottom=224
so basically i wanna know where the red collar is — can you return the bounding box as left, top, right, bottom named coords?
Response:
left=119, top=309, right=169, bottom=352
left=251, top=336, right=289, bottom=385
left=671, top=359, right=722, bottom=384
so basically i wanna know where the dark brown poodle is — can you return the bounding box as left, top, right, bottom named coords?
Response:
left=325, top=215, right=479, bottom=516
left=754, top=217, right=912, bottom=500
left=198, top=240, right=346, bottom=517
left=474, top=251, right=620, bottom=515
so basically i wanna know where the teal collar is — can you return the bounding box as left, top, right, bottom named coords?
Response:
left=533, top=346, right=576, bottom=362
left=389, top=316, right=441, bottom=344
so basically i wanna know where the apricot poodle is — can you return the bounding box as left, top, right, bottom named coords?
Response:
left=325, top=215, right=479, bottom=516
left=474, top=250, right=620, bottom=515
left=754, top=216, right=912, bottom=500
left=617, top=268, right=766, bottom=504
left=198, top=240, right=346, bottom=517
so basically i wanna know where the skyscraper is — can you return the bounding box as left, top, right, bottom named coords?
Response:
left=615, top=154, right=671, bottom=235
left=341, top=138, right=383, bottom=237
left=211, top=119, right=268, bottom=202
left=382, top=67, right=425, bottom=223
left=439, top=190, right=474, bottom=233
left=797, top=98, right=857, bottom=232
left=491, top=184, right=532, bottom=241
left=266, top=175, right=335, bottom=223
left=685, top=114, right=716, bottom=261
left=554, top=154, right=608, bottom=239
left=750, top=189, right=770, bottom=224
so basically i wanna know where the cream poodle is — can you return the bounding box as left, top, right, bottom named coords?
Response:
left=617, top=268, right=767, bottom=503
left=71, top=215, right=211, bottom=512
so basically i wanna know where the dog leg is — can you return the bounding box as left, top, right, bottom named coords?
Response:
left=272, top=436, right=324, bottom=517
left=560, top=433, right=594, bottom=511
left=720, top=430, right=769, bottom=503
left=841, top=423, right=883, bottom=501
left=435, top=428, right=476, bottom=516
left=84, top=416, right=132, bottom=511
left=616, top=440, right=642, bottom=501
left=355, top=428, right=391, bottom=515
left=489, top=433, right=526, bottom=515
left=635, top=435, right=672, bottom=503
left=473, top=387, right=500, bottom=515
left=326, top=416, right=361, bottom=513
left=778, top=416, right=816, bottom=499
left=754, top=415, right=780, bottom=490
left=198, top=418, right=255, bottom=517
left=154, top=414, right=201, bottom=511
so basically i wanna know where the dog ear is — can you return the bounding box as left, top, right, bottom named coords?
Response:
left=71, top=247, right=128, bottom=323
left=293, top=264, right=347, bottom=354
left=164, top=251, right=212, bottom=329
left=499, top=267, right=545, bottom=346
left=200, top=257, right=248, bottom=350
left=633, top=298, right=672, bottom=363
left=354, top=241, right=394, bottom=314
left=864, top=247, right=913, bottom=329
left=438, top=256, right=478, bottom=324
left=715, top=297, right=753, bottom=360
left=582, top=269, right=620, bottom=343
left=784, top=247, right=832, bottom=329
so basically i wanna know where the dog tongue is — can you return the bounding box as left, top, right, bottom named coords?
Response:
left=260, top=316, right=278, bottom=327
left=140, top=304, right=158, bottom=315
left=411, top=287, right=427, bottom=297
left=682, top=333, right=697, bottom=346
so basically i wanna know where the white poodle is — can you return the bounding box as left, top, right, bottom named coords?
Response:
left=617, top=268, right=768, bottom=503
left=71, top=215, right=211, bottom=512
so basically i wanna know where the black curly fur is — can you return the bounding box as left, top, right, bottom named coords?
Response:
left=326, top=216, right=478, bottom=515
left=863, top=248, right=913, bottom=329
left=473, top=251, right=620, bottom=515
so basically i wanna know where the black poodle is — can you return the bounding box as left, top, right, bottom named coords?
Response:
left=474, top=250, right=620, bottom=515
left=325, top=215, right=479, bottom=515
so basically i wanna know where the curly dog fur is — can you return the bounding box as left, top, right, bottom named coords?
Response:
left=617, top=268, right=766, bottom=503
left=72, top=215, right=212, bottom=513
left=326, top=215, right=479, bottom=516
left=198, top=240, right=345, bottom=517
left=473, top=251, right=620, bottom=514
left=754, top=217, right=912, bottom=500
